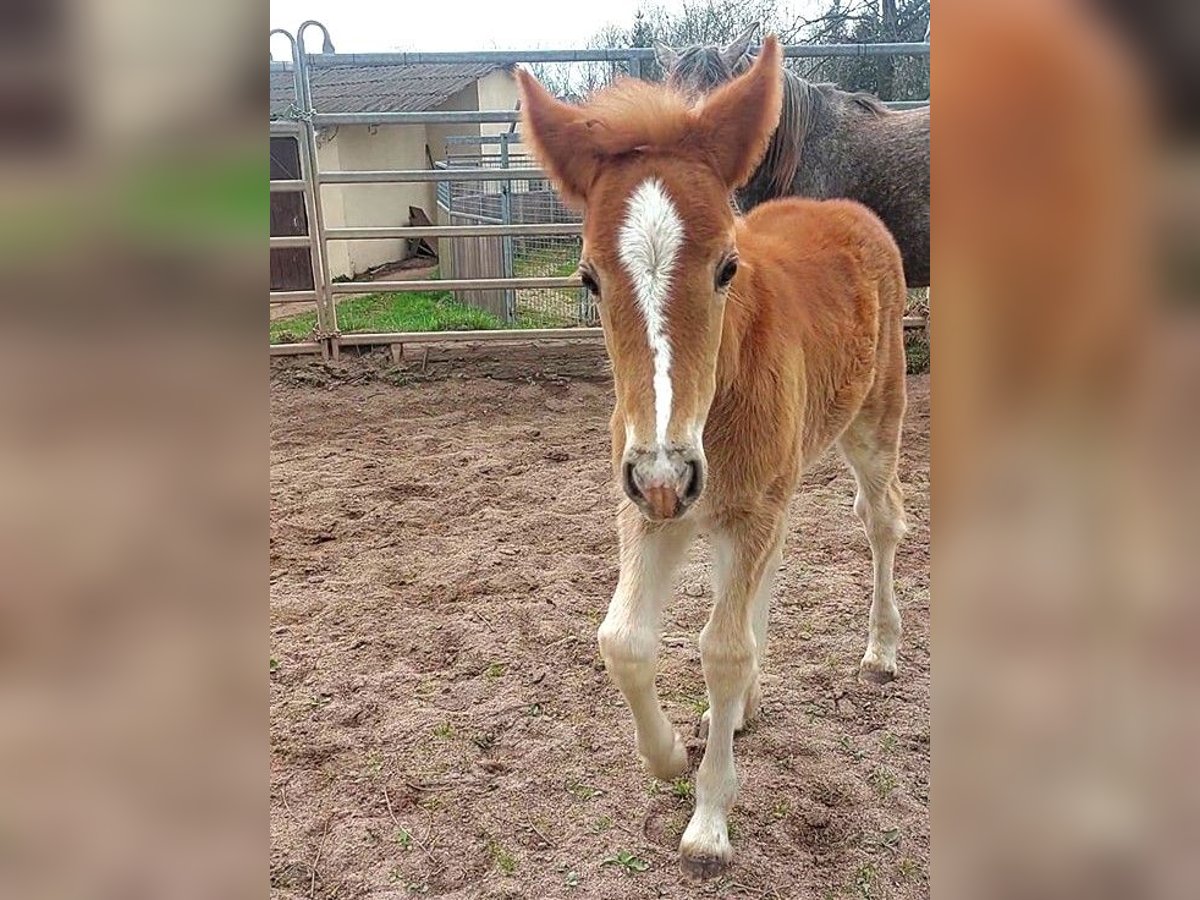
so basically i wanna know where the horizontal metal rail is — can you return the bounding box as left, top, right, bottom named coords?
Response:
left=269, top=235, right=314, bottom=248
left=292, top=42, right=929, bottom=68
left=330, top=276, right=581, bottom=295
left=269, top=290, right=319, bottom=304
left=313, top=101, right=922, bottom=126
left=436, top=209, right=505, bottom=226
left=332, top=317, right=927, bottom=347
left=326, top=223, right=582, bottom=240
left=319, top=167, right=544, bottom=183
left=336, top=328, right=604, bottom=346
left=313, top=110, right=519, bottom=126
left=269, top=179, right=306, bottom=193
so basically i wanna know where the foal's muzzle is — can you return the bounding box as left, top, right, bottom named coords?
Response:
left=622, top=447, right=706, bottom=520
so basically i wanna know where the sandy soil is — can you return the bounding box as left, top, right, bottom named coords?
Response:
left=270, top=345, right=929, bottom=899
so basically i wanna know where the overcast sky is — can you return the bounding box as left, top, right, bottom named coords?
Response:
left=269, top=0, right=686, bottom=53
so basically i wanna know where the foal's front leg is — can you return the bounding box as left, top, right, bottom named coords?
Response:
left=597, top=503, right=696, bottom=780
left=680, top=514, right=782, bottom=878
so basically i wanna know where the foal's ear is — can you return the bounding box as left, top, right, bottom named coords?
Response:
left=516, top=68, right=597, bottom=206
left=696, top=35, right=783, bottom=190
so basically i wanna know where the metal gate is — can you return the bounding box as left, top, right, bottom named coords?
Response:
left=268, top=26, right=929, bottom=358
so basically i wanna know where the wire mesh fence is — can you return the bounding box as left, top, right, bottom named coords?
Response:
left=438, top=136, right=594, bottom=327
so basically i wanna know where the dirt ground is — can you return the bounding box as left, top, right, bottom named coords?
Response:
left=270, top=344, right=930, bottom=899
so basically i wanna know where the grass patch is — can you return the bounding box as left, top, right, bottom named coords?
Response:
left=270, top=288, right=504, bottom=344
left=905, top=327, right=929, bottom=374
left=513, top=245, right=579, bottom=279
left=855, top=862, right=880, bottom=899
left=670, top=777, right=695, bottom=802
left=838, top=734, right=865, bottom=761
left=566, top=782, right=602, bottom=801
left=487, top=839, right=517, bottom=875
left=895, top=857, right=921, bottom=882
left=670, top=692, right=710, bottom=716
left=601, top=850, right=649, bottom=875
left=870, top=767, right=899, bottom=799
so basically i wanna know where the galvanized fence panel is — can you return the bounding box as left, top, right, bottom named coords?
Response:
left=267, top=37, right=930, bottom=357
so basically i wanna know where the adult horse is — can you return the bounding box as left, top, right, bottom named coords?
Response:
left=518, top=36, right=907, bottom=878
left=657, top=25, right=930, bottom=287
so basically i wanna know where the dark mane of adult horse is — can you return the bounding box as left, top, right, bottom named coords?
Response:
left=658, top=26, right=930, bottom=287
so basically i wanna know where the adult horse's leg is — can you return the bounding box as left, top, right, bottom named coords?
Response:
left=681, top=511, right=783, bottom=878
left=698, top=519, right=786, bottom=738
left=839, top=411, right=907, bottom=682
left=597, top=502, right=696, bottom=780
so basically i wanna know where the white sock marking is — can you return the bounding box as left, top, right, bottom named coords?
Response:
left=617, top=178, right=684, bottom=446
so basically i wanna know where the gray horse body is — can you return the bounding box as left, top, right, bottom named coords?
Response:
left=666, top=44, right=930, bottom=288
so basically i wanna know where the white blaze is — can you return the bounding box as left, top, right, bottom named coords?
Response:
left=617, top=178, right=684, bottom=446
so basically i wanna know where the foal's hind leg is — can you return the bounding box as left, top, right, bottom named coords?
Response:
left=680, top=509, right=784, bottom=878
left=698, top=520, right=785, bottom=739
left=839, top=413, right=907, bottom=682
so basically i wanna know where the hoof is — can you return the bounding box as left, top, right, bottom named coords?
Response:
left=859, top=649, right=897, bottom=683
left=643, top=731, right=689, bottom=780
left=680, top=849, right=732, bottom=880
left=680, top=817, right=732, bottom=880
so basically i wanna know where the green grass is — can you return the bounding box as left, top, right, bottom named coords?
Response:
left=271, top=243, right=589, bottom=341
left=270, top=289, right=504, bottom=344
left=600, top=850, right=649, bottom=875
left=870, top=767, right=899, bottom=799
left=670, top=777, right=695, bottom=802
left=513, top=245, right=579, bottom=279
left=905, top=328, right=930, bottom=374
left=486, top=839, right=517, bottom=875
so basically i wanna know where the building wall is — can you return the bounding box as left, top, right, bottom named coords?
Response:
left=315, top=135, right=351, bottom=279
left=313, top=71, right=518, bottom=280
left=325, top=123, right=429, bottom=276
left=476, top=69, right=519, bottom=149
left=425, top=82, right=479, bottom=170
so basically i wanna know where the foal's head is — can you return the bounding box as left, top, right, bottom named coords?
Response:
left=518, top=38, right=783, bottom=521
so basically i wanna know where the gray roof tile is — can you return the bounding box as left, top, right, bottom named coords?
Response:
left=270, top=63, right=509, bottom=116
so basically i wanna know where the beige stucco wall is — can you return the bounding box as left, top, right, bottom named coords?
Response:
left=476, top=69, right=519, bottom=149
left=314, top=70, right=520, bottom=279
left=323, top=123, right=429, bottom=277
left=425, top=82, right=478, bottom=170
left=315, top=135, right=351, bottom=279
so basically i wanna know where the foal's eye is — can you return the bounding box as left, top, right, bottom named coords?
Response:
left=580, top=269, right=600, bottom=297
left=716, top=257, right=738, bottom=290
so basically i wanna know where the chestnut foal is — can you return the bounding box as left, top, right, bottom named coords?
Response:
left=517, top=36, right=907, bottom=877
